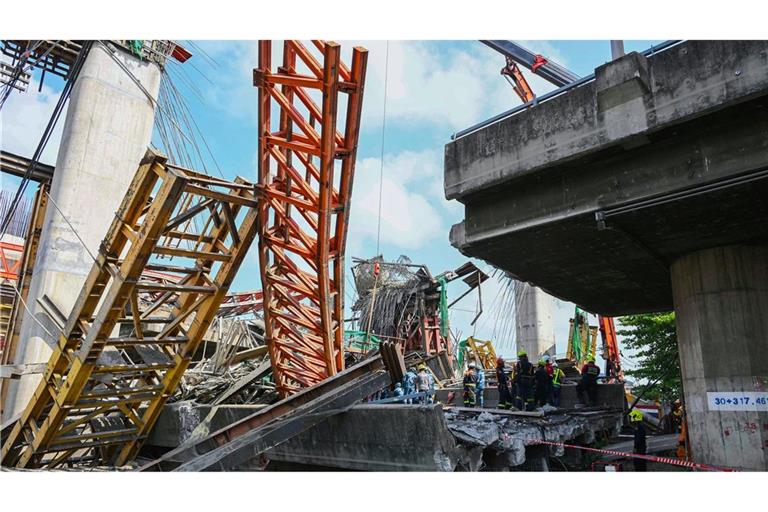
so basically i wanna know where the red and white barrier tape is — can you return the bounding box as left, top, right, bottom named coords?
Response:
left=527, top=439, right=739, bottom=472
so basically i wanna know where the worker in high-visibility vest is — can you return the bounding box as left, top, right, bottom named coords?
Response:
left=550, top=361, right=565, bottom=407
left=629, top=409, right=647, bottom=471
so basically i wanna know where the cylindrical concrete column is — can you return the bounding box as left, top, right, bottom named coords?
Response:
left=515, top=282, right=556, bottom=359
left=3, top=44, right=161, bottom=421
left=671, top=245, right=768, bottom=470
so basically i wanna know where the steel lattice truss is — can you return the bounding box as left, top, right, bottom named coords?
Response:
left=255, top=40, right=367, bottom=395
left=1, top=151, right=259, bottom=469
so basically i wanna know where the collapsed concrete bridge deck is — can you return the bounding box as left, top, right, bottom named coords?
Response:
left=147, top=401, right=624, bottom=471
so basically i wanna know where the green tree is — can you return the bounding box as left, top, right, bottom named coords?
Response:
left=618, top=312, right=681, bottom=402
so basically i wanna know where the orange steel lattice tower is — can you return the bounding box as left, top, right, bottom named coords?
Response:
left=254, top=40, right=367, bottom=396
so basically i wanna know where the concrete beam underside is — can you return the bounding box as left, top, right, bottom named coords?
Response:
left=446, top=41, right=768, bottom=315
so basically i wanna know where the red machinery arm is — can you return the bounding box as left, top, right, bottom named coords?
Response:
left=598, top=315, right=624, bottom=382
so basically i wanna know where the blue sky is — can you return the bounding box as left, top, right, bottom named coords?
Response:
left=1, top=40, right=663, bottom=368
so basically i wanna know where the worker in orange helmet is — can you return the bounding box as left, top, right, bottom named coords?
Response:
left=496, top=357, right=513, bottom=409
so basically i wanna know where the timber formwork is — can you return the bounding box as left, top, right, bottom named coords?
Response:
left=0, top=151, right=259, bottom=469
left=255, top=40, right=367, bottom=395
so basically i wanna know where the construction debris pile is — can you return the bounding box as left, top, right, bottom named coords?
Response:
left=445, top=407, right=624, bottom=470
left=172, top=317, right=276, bottom=405
left=350, top=256, right=486, bottom=363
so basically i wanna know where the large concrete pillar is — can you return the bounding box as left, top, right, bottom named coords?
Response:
left=3, top=44, right=161, bottom=421
left=515, top=282, right=556, bottom=359
left=671, top=245, right=768, bottom=470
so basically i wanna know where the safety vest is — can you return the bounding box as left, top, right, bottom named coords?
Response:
left=552, top=368, right=564, bottom=386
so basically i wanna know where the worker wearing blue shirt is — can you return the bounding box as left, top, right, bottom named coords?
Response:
left=474, top=362, right=485, bottom=408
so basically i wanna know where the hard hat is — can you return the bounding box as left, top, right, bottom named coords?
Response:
left=468, top=362, right=476, bottom=369
left=395, top=382, right=402, bottom=387
left=517, top=350, right=527, bottom=358
left=588, top=356, right=596, bottom=363
left=496, top=357, right=505, bottom=366
left=538, top=359, right=546, bottom=365
left=543, top=355, right=551, bottom=362
left=629, top=409, right=643, bottom=423
left=418, top=364, right=426, bottom=371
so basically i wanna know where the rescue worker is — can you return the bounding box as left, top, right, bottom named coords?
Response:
left=671, top=399, right=683, bottom=433
left=550, top=361, right=565, bottom=407
left=475, top=362, right=486, bottom=408
left=463, top=363, right=478, bottom=407
left=416, top=364, right=433, bottom=404
left=393, top=382, right=405, bottom=403
left=544, top=356, right=554, bottom=377
left=534, top=359, right=551, bottom=407
left=629, top=409, right=647, bottom=471
left=577, top=356, right=601, bottom=406
left=514, top=350, right=535, bottom=411
left=496, top=357, right=513, bottom=409
left=403, top=366, right=418, bottom=404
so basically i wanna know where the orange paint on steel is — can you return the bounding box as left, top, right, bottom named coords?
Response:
left=0, top=241, right=23, bottom=280
left=255, top=40, right=367, bottom=396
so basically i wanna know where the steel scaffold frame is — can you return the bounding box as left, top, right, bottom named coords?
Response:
left=0, top=182, right=49, bottom=415
left=1, top=151, right=259, bottom=468
left=254, top=40, right=367, bottom=395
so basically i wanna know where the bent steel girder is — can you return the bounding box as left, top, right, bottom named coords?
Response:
left=1, top=151, right=259, bottom=468
left=255, top=40, right=367, bottom=396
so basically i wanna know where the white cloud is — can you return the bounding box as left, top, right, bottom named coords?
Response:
left=347, top=149, right=445, bottom=254
left=0, top=76, right=66, bottom=165
left=349, top=40, right=525, bottom=133
left=342, top=40, right=580, bottom=137
left=213, top=40, right=566, bottom=135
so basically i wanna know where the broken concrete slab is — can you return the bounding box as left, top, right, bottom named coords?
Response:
left=266, top=404, right=458, bottom=471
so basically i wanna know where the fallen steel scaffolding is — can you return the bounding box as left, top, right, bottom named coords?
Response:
left=139, top=345, right=403, bottom=471
left=1, top=150, right=259, bottom=469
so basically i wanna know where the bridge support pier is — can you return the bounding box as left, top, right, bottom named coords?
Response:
left=671, top=245, right=768, bottom=470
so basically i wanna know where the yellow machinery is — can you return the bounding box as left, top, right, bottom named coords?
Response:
left=566, top=313, right=598, bottom=368
left=465, top=336, right=497, bottom=369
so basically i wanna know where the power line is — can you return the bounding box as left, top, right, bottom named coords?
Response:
left=375, top=41, right=389, bottom=257
left=0, top=41, right=93, bottom=240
